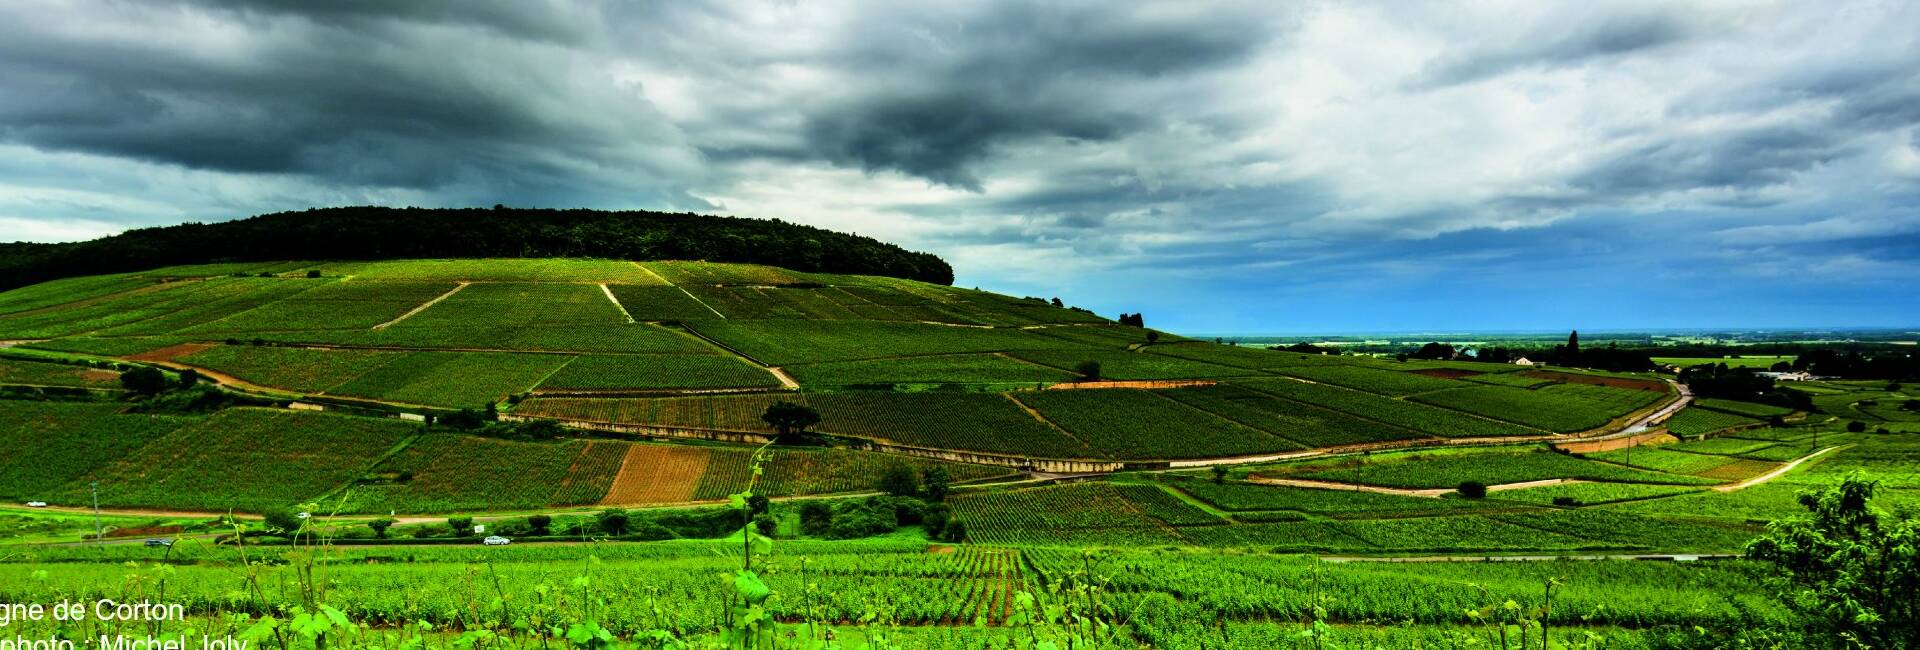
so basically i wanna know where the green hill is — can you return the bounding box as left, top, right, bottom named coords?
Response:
left=0, top=206, right=953, bottom=291
left=1, top=257, right=1676, bottom=471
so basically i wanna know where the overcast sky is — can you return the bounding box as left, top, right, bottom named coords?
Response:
left=3, top=1, right=1917, bottom=334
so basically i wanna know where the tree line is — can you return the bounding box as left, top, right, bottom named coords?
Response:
left=0, top=206, right=954, bottom=291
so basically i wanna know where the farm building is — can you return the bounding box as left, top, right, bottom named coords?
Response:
left=1511, top=357, right=1536, bottom=367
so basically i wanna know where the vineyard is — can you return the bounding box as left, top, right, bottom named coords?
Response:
left=0, top=356, right=119, bottom=388
left=1266, top=448, right=1719, bottom=489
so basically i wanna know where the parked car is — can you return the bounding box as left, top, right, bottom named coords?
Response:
left=24, top=501, right=46, bottom=508
left=144, top=539, right=174, bottom=547
left=482, top=535, right=512, bottom=546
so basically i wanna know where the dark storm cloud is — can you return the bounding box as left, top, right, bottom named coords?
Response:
left=1414, top=10, right=1695, bottom=88
left=0, top=0, right=696, bottom=204
left=1567, top=124, right=1847, bottom=201
left=2, top=1, right=1918, bottom=331
left=790, top=2, right=1281, bottom=190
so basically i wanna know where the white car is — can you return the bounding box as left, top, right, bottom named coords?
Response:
left=482, top=535, right=512, bottom=546
left=24, top=501, right=47, bottom=508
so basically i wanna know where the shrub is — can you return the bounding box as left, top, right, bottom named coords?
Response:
left=752, top=512, right=778, bottom=537
left=262, top=507, right=303, bottom=534
left=1457, top=481, right=1489, bottom=499
left=1210, top=465, right=1228, bottom=485
left=1074, top=360, right=1102, bottom=381
left=940, top=519, right=967, bottom=543
left=923, top=503, right=951, bottom=539
left=306, top=270, right=322, bottom=278
left=1847, top=421, right=1867, bottom=433
left=1551, top=496, right=1580, bottom=507
left=629, top=521, right=676, bottom=541
left=367, top=518, right=396, bottom=538
left=527, top=515, right=551, bottom=535
left=878, top=462, right=920, bottom=497
left=921, top=466, right=951, bottom=502
left=597, top=509, right=631, bottom=535
left=827, top=498, right=898, bottom=539
left=121, top=367, right=168, bottom=395
left=448, top=517, right=474, bottom=537
left=799, top=501, right=833, bottom=536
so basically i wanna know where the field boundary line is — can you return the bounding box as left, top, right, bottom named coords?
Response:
left=628, top=261, right=674, bottom=286
left=599, top=283, right=636, bottom=323
left=373, top=282, right=468, bottom=330
left=662, top=280, right=728, bottom=319
left=1001, top=392, right=1092, bottom=451
left=672, top=322, right=770, bottom=366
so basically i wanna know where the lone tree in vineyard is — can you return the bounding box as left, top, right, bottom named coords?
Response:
left=761, top=401, right=821, bottom=436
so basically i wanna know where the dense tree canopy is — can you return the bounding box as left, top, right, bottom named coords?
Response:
left=0, top=206, right=953, bottom=291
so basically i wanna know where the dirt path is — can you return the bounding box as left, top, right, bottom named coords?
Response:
left=766, top=366, right=800, bottom=389
left=599, top=283, right=636, bottom=323
left=373, top=282, right=467, bottom=329
left=1713, top=445, right=1845, bottom=492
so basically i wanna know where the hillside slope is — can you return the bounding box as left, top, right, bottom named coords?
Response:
left=0, top=207, right=953, bottom=291
left=1, top=259, right=1676, bottom=467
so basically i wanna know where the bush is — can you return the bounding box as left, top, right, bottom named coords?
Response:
left=262, top=507, right=303, bottom=534
left=527, top=515, right=551, bottom=535
left=827, top=498, right=899, bottom=539
left=367, top=518, right=395, bottom=539
left=799, top=501, right=833, bottom=537
left=177, top=368, right=200, bottom=388
left=1551, top=496, right=1580, bottom=507
left=448, top=517, right=474, bottom=537
left=921, top=466, right=951, bottom=502
left=1074, top=360, right=1102, bottom=381
left=1457, top=481, right=1488, bottom=499
left=752, top=512, right=778, bottom=537
left=629, top=521, right=676, bottom=541
left=877, top=462, right=919, bottom=497
left=941, top=520, right=967, bottom=543
left=923, top=503, right=951, bottom=540
left=306, top=270, right=322, bottom=278
left=1847, top=421, right=1867, bottom=433
left=597, top=509, right=631, bottom=535
left=120, top=367, right=168, bottom=395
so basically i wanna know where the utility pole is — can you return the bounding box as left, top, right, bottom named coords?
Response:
left=91, top=481, right=102, bottom=545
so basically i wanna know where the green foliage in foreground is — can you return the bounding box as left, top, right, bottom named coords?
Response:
left=1746, top=474, right=1920, bottom=649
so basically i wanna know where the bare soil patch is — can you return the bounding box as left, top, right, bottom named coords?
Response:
left=600, top=445, right=711, bottom=505
left=126, top=342, right=214, bottom=362
left=1522, top=370, right=1667, bottom=392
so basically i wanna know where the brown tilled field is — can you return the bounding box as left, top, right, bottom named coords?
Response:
left=1521, top=370, right=1667, bottom=392
left=600, top=444, right=712, bottom=504
left=126, top=342, right=214, bottom=362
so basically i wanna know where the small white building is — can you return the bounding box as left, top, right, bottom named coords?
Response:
left=1757, top=371, right=1812, bottom=381
left=1512, top=357, right=1536, bottom=367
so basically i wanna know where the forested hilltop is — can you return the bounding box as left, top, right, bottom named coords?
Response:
left=0, top=206, right=953, bottom=291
